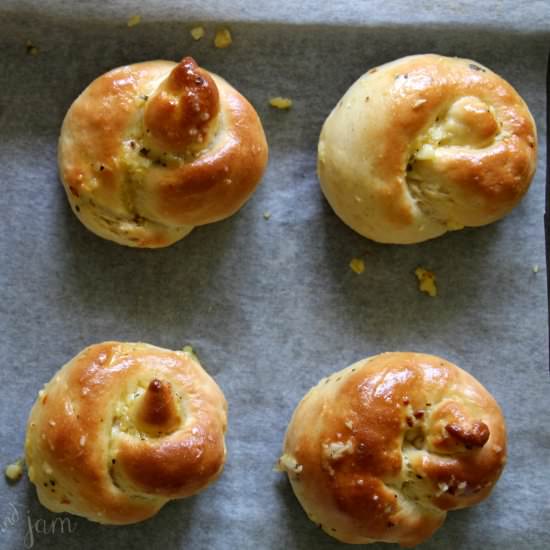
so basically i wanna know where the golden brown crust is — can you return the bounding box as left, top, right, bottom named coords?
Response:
left=318, top=54, right=537, bottom=244
left=25, top=342, right=228, bottom=524
left=135, top=379, right=181, bottom=434
left=148, top=84, right=269, bottom=227
left=280, top=352, right=507, bottom=546
left=58, top=57, right=268, bottom=248
left=143, top=57, right=221, bottom=154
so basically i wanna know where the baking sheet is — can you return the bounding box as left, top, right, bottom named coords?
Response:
left=1, top=2, right=549, bottom=549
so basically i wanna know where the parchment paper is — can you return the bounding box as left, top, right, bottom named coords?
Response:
left=1, top=2, right=549, bottom=549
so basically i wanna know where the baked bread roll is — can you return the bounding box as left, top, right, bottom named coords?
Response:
left=318, top=54, right=537, bottom=243
left=25, top=342, right=227, bottom=524
left=59, top=56, right=268, bottom=247
left=279, top=352, right=507, bottom=546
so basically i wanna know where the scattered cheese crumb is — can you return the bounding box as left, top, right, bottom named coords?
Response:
left=415, top=144, right=435, bottom=160
left=277, top=454, right=303, bottom=474
left=412, top=98, right=427, bottom=109
left=190, top=26, right=205, bottom=40
left=269, top=97, right=293, bottom=110
left=345, top=420, right=354, bottom=430
left=214, top=29, right=232, bottom=48
left=79, top=435, right=87, bottom=447
left=263, top=211, right=271, bottom=220
left=415, top=267, right=437, bottom=297
left=349, top=258, right=365, bottom=274
left=533, top=264, right=539, bottom=273
left=183, top=344, right=199, bottom=362
left=5, top=459, right=24, bottom=482
left=25, top=40, right=39, bottom=56
left=127, top=15, right=141, bottom=28
left=324, top=440, right=354, bottom=460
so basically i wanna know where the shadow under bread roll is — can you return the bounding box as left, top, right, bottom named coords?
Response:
left=59, top=56, right=268, bottom=247
left=279, top=352, right=507, bottom=546
left=25, top=342, right=227, bottom=524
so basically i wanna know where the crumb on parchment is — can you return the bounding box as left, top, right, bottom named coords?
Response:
left=5, top=459, right=24, bottom=482
left=127, top=15, right=141, bottom=28
left=214, top=29, right=232, bottom=48
left=415, top=267, right=437, bottom=297
left=533, top=264, right=539, bottom=273
left=269, top=97, right=293, bottom=109
left=25, top=40, right=38, bottom=55
left=349, top=258, right=365, bottom=274
left=190, top=26, right=205, bottom=40
left=263, top=211, right=271, bottom=220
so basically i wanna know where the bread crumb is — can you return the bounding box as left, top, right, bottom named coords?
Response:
left=127, top=15, right=141, bottom=27
left=5, top=459, right=24, bottom=482
left=349, top=258, right=365, bottom=274
left=269, top=97, right=293, bottom=110
left=214, top=29, right=232, bottom=48
left=263, top=211, right=271, bottom=220
left=415, top=267, right=437, bottom=297
left=190, top=26, right=205, bottom=40
left=533, top=264, right=539, bottom=273
left=25, top=40, right=39, bottom=55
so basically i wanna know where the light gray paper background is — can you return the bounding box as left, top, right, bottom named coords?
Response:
left=1, top=2, right=549, bottom=549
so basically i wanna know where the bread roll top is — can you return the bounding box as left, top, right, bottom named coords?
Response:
left=26, top=342, right=228, bottom=524
left=59, top=57, right=268, bottom=247
left=280, top=352, right=507, bottom=546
